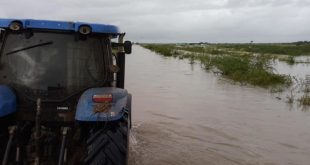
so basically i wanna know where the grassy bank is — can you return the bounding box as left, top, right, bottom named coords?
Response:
left=142, top=44, right=177, bottom=57
left=142, top=44, right=292, bottom=88
left=210, top=56, right=289, bottom=87
left=216, top=44, right=310, bottom=56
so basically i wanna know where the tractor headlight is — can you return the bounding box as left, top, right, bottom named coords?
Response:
left=79, top=25, right=91, bottom=35
left=9, top=21, right=23, bottom=31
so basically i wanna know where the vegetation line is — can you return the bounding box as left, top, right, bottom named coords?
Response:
left=141, top=43, right=306, bottom=88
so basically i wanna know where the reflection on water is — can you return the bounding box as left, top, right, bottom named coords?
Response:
left=127, top=46, right=310, bottom=165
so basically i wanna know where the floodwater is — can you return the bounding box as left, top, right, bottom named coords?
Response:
left=273, top=57, right=310, bottom=110
left=126, top=45, right=310, bottom=165
left=274, top=56, right=310, bottom=79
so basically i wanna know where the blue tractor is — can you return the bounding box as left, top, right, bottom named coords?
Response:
left=0, top=19, right=132, bottom=165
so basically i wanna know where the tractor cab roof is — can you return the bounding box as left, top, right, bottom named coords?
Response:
left=0, top=18, right=120, bottom=37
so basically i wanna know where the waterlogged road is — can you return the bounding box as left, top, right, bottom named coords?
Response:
left=126, top=45, right=310, bottom=165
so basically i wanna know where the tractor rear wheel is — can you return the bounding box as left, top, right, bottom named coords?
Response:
left=84, top=122, right=129, bottom=165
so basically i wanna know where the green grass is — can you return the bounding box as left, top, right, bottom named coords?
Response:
left=216, top=44, right=310, bottom=56
left=142, top=44, right=177, bottom=57
left=286, top=56, right=296, bottom=65
left=142, top=44, right=291, bottom=87
left=210, top=55, right=289, bottom=87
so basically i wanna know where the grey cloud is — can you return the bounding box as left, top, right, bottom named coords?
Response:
left=1, top=0, right=309, bottom=43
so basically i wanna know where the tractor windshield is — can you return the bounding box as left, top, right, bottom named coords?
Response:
left=0, top=31, right=112, bottom=101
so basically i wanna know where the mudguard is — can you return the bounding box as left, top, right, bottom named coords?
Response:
left=75, top=87, right=130, bottom=122
left=0, top=85, right=16, bottom=117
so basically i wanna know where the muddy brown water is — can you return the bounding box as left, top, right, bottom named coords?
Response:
left=126, top=45, right=310, bottom=165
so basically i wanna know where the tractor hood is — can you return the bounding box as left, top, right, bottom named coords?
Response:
left=0, top=85, right=16, bottom=117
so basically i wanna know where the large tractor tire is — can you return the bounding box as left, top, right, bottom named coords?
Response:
left=84, top=122, right=129, bottom=165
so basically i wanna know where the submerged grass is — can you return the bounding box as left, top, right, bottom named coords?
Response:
left=283, top=56, right=295, bottom=65
left=299, top=95, right=310, bottom=106
left=210, top=56, right=289, bottom=87
left=142, top=44, right=291, bottom=88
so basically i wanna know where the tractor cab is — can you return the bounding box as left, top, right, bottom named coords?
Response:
left=0, top=19, right=132, bottom=164
left=0, top=20, right=131, bottom=102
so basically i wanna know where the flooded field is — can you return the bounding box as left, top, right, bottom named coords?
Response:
left=127, top=45, right=310, bottom=165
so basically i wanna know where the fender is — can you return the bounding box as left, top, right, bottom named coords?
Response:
left=0, top=85, right=16, bottom=117
left=75, top=87, right=130, bottom=122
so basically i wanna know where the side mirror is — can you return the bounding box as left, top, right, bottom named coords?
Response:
left=124, top=41, right=132, bottom=54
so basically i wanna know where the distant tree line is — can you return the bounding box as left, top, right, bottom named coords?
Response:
left=293, top=41, right=310, bottom=45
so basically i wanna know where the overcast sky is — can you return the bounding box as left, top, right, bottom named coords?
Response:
left=1, top=0, right=309, bottom=43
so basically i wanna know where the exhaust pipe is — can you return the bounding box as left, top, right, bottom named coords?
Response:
left=116, top=33, right=126, bottom=89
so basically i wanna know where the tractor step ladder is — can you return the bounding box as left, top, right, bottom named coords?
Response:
left=58, top=127, right=70, bottom=165
left=2, top=126, right=17, bottom=165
